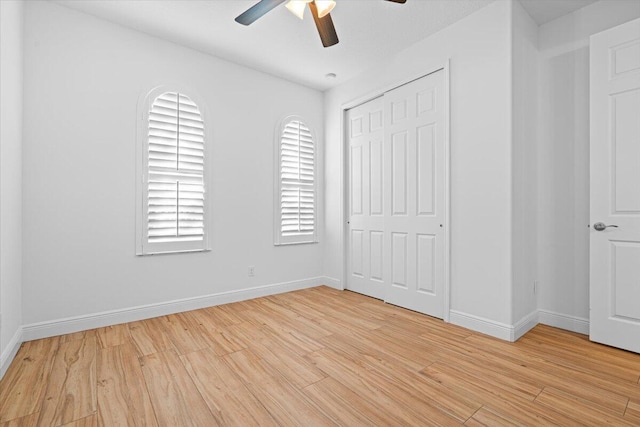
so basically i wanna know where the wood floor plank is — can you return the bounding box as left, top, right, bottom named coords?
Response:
left=626, top=400, right=640, bottom=422
left=181, top=348, right=279, bottom=426
left=435, top=351, right=543, bottom=401
left=320, top=329, right=430, bottom=372
left=518, top=333, right=640, bottom=383
left=227, top=320, right=324, bottom=357
left=0, top=337, right=60, bottom=423
left=464, top=333, right=638, bottom=409
left=0, top=412, right=39, bottom=427
left=356, top=350, right=483, bottom=421
left=358, top=301, right=473, bottom=339
left=223, top=349, right=336, bottom=426
left=96, top=324, right=130, bottom=349
left=245, top=335, right=326, bottom=389
left=421, top=363, right=581, bottom=426
left=189, top=310, right=247, bottom=356
left=61, top=414, right=97, bottom=427
left=60, top=330, right=97, bottom=344
left=464, top=406, right=519, bottom=426
left=320, top=339, right=481, bottom=422
left=224, top=299, right=261, bottom=312
left=201, top=326, right=247, bottom=356
left=128, top=318, right=175, bottom=357
left=302, top=377, right=403, bottom=426
left=140, top=349, right=218, bottom=426
left=265, top=323, right=325, bottom=355
left=156, top=313, right=209, bottom=355
left=200, top=305, right=245, bottom=327
left=257, top=299, right=304, bottom=320
left=306, top=348, right=460, bottom=426
left=96, top=343, right=158, bottom=426
left=240, top=305, right=332, bottom=340
left=534, top=387, right=636, bottom=426
left=531, top=324, right=640, bottom=365
left=37, top=337, right=97, bottom=426
left=266, top=294, right=327, bottom=320
left=297, top=297, right=385, bottom=332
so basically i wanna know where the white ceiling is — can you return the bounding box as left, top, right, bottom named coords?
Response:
left=519, top=0, right=597, bottom=25
left=53, top=0, right=597, bottom=91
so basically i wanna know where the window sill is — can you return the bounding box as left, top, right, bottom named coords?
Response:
left=136, top=248, right=211, bottom=256
left=274, top=240, right=319, bottom=246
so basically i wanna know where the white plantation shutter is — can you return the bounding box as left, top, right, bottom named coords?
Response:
left=276, top=118, right=317, bottom=244
left=139, top=91, right=208, bottom=254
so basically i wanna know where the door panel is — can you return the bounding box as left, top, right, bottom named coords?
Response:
left=350, top=145, right=363, bottom=215
left=590, top=18, right=640, bottom=353
left=611, top=242, right=640, bottom=319
left=417, top=124, right=436, bottom=216
left=391, top=232, right=408, bottom=288
left=346, top=70, right=445, bottom=319
left=417, top=234, right=436, bottom=294
left=611, top=89, right=640, bottom=212
left=370, top=231, right=384, bottom=282
left=370, top=139, right=384, bottom=215
left=391, top=132, right=408, bottom=215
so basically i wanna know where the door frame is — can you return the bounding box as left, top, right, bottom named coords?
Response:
left=340, top=61, right=451, bottom=322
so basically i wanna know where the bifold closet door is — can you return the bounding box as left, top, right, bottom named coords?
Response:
left=347, top=70, right=446, bottom=318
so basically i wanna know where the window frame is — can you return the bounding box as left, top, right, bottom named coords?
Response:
left=135, top=85, right=212, bottom=255
left=274, top=115, right=318, bottom=246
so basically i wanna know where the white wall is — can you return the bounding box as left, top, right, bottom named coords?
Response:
left=511, top=0, right=539, bottom=327
left=0, top=0, right=24, bottom=377
left=537, top=0, right=640, bottom=329
left=21, top=1, right=325, bottom=330
left=324, top=1, right=514, bottom=328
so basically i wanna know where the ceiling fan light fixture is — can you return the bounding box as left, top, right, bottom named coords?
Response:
left=286, top=0, right=312, bottom=20
left=314, top=0, right=336, bottom=18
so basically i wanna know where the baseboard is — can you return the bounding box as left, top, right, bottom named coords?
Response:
left=18, top=276, right=592, bottom=345
left=22, top=277, right=325, bottom=342
left=449, top=310, right=514, bottom=341
left=0, top=327, right=23, bottom=380
left=512, top=310, right=539, bottom=341
left=538, top=309, right=589, bottom=335
left=321, top=276, right=344, bottom=290
left=449, top=308, right=589, bottom=342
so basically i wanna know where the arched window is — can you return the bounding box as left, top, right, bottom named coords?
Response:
left=137, top=89, right=209, bottom=254
left=275, top=116, right=317, bottom=245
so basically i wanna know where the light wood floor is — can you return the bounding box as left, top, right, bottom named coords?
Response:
left=1, top=286, right=639, bottom=426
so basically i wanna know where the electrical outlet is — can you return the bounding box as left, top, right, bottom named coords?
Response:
left=248, top=266, right=255, bottom=277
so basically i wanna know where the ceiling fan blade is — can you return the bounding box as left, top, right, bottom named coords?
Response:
left=386, top=0, right=407, bottom=3
left=235, top=0, right=286, bottom=25
left=309, top=2, right=339, bottom=47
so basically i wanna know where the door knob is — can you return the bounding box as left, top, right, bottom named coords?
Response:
left=593, top=222, right=618, bottom=231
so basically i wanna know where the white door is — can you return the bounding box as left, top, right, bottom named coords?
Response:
left=590, top=18, right=640, bottom=353
left=347, top=70, right=446, bottom=318
left=347, top=96, right=385, bottom=299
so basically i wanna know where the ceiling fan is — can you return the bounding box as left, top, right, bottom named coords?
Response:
left=235, top=0, right=407, bottom=48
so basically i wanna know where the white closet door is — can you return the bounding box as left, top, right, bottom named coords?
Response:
left=347, top=96, right=385, bottom=299
left=347, top=70, right=446, bottom=318
left=383, top=71, right=445, bottom=317
left=590, top=18, right=640, bottom=353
